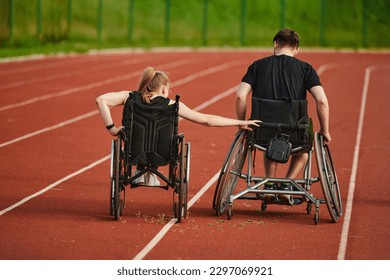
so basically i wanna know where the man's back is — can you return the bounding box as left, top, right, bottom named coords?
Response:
left=241, top=55, right=320, bottom=101
left=235, top=28, right=331, bottom=179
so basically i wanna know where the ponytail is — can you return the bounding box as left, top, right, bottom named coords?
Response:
left=138, top=67, right=170, bottom=103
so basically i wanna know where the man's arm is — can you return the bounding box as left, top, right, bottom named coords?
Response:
left=309, top=85, right=331, bottom=143
left=236, top=82, right=252, bottom=120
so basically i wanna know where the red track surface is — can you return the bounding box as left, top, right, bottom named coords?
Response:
left=0, top=50, right=389, bottom=261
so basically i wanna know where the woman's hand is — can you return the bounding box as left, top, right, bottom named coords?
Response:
left=108, top=126, right=124, bottom=136
left=238, top=120, right=261, bottom=131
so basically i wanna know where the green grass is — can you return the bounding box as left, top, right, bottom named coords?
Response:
left=0, top=0, right=389, bottom=58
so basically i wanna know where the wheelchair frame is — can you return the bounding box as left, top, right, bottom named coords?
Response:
left=109, top=97, right=190, bottom=223
left=213, top=124, right=342, bottom=225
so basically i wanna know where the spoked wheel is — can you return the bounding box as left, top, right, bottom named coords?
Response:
left=213, top=131, right=245, bottom=209
left=174, top=138, right=190, bottom=223
left=314, top=133, right=342, bottom=223
left=112, top=135, right=125, bottom=220
left=215, top=131, right=248, bottom=217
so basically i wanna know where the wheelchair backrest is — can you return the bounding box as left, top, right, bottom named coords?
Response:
left=122, top=92, right=179, bottom=166
left=250, top=97, right=311, bottom=148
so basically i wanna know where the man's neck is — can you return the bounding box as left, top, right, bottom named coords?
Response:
left=274, top=47, right=297, bottom=57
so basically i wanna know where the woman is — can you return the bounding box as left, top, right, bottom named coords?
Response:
left=96, top=67, right=261, bottom=185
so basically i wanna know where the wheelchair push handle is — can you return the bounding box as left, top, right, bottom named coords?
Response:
left=116, top=128, right=126, bottom=138
left=258, top=121, right=308, bottom=130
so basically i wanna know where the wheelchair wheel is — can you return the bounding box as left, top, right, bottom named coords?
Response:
left=112, top=136, right=125, bottom=220
left=314, top=133, right=342, bottom=223
left=183, top=142, right=190, bottom=216
left=174, top=139, right=189, bottom=223
left=215, top=131, right=248, bottom=216
left=213, top=131, right=245, bottom=209
left=110, top=140, right=115, bottom=216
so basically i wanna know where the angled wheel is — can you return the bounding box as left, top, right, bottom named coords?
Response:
left=213, top=131, right=245, bottom=209
left=183, top=142, right=190, bottom=217
left=314, top=133, right=342, bottom=222
left=110, top=140, right=116, bottom=216
left=174, top=138, right=189, bottom=223
left=215, top=131, right=248, bottom=216
left=112, top=134, right=125, bottom=220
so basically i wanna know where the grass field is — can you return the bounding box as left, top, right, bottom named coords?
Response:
left=0, top=0, right=389, bottom=58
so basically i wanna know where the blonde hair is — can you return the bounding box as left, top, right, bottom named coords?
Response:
left=138, top=67, right=170, bottom=103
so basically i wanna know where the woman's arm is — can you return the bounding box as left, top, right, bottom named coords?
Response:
left=178, top=101, right=261, bottom=131
left=95, top=90, right=128, bottom=136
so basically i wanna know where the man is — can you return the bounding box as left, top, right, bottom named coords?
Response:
left=235, top=28, right=331, bottom=203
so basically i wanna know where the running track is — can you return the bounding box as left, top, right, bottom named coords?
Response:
left=0, top=49, right=389, bottom=260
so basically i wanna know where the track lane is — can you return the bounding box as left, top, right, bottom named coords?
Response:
left=128, top=53, right=390, bottom=260
left=342, top=65, right=390, bottom=259
left=0, top=51, right=389, bottom=260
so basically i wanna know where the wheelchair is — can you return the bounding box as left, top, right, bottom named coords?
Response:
left=212, top=98, right=342, bottom=225
left=110, top=94, right=190, bottom=223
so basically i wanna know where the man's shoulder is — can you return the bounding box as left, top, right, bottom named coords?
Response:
left=291, top=56, right=313, bottom=68
left=255, top=55, right=274, bottom=62
left=250, top=55, right=275, bottom=67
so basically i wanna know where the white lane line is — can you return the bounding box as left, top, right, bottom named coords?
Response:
left=132, top=86, right=239, bottom=260
left=0, top=58, right=155, bottom=90
left=0, top=59, right=189, bottom=112
left=0, top=54, right=145, bottom=76
left=133, top=171, right=220, bottom=260
left=316, top=59, right=378, bottom=76
left=0, top=155, right=110, bottom=216
left=337, top=64, right=390, bottom=260
left=0, top=74, right=138, bottom=112
left=132, top=61, right=390, bottom=260
left=0, top=58, right=243, bottom=112
left=0, top=64, right=241, bottom=148
left=0, top=110, right=98, bottom=148
left=0, top=55, right=93, bottom=76
left=0, top=84, right=238, bottom=214
left=0, top=57, right=149, bottom=90
left=192, top=86, right=237, bottom=112
left=131, top=61, right=334, bottom=260
left=171, top=59, right=243, bottom=88
left=0, top=58, right=245, bottom=259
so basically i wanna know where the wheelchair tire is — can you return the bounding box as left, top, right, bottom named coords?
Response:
left=113, top=136, right=125, bottom=220
left=110, top=140, right=116, bottom=216
left=174, top=138, right=189, bottom=223
left=213, top=131, right=244, bottom=209
left=183, top=142, right=190, bottom=217
left=215, top=131, right=248, bottom=216
left=314, top=133, right=342, bottom=223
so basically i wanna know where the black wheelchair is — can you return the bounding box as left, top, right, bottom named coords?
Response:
left=110, top=94, right=190, bottom=223
left=212, top=98, right=342, bottom=224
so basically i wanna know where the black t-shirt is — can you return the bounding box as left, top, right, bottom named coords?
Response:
left=241, top=55, right=321, bottom=101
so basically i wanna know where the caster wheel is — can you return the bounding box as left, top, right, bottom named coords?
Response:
left=313, top=211, right=320, bottom=225
left=227, top=206, right=233, bottom=220
left=306, top=202, right=312, bottom=214
left=261, top=201, right=267, bottom=212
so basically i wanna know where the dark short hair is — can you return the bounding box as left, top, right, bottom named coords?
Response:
left=273, top=28, right=300, bottom=48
